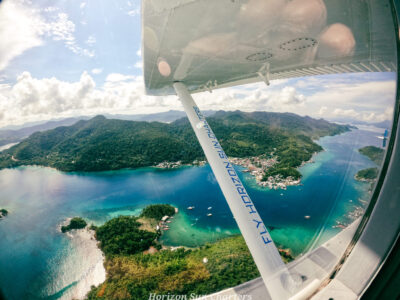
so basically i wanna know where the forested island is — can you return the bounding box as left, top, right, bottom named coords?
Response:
left=84, top=204, right=292, bottom=300
left=355, top=168, right=379, bottom=182
left=0, top=111, right=351, bottom=186
left=0, top=209, right=8, bottom=219
left=355, top=146, right=384, bottom=182
left=92, top=204, right=177, bottom=256
left=359, top=146, right=384, bottom=165
left=61, top=217, right=87, bottom=232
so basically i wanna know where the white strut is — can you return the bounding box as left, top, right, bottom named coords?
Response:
left=174, top=82, right=295, bottom=300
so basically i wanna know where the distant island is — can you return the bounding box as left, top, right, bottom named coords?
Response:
left=355, top=167, right=379, bottom=182
left=355, top=146, right=384, bottom=182
left=359, top=146, right=385, bottom=165
left=61, top=217, right=87, bottom=233
left=84, top=203, right=293, bottom=299
left=0, top=111, right=351, bottom=189
left=0, top=209, right=8, bottom=219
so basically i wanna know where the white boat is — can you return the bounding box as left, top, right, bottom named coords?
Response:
left=207, top=213, right=212, bottom=217
left=208, top=206, right=212, bottom=210
left=187, top=206, right=195, bottom=210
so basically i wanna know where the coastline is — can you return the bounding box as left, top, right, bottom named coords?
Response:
left=229, top=155, right=313, bottom=190
left=57, top=221, right=106, bottom=300
left=153, top=155, right=317, bottom=190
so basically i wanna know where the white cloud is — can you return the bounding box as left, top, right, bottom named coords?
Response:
left=273, top=86, right=305, bottom=105
left=43, top=6, right=59, bottom=13
left=91, top=68, right=103, bottom=74
left=127, top=8, right=140, bottom=17
left=0, top=71, right=395, bottom=127
left=86, top=35, right=96, bottom=46
left=105, top=73, right=135, bottom=82
left=0, top=1, right=44, bottom=71
left=0, top=72, right=178, bottom=127
left=134, top=61, right=143, bottom=69
left=45, top=12, right=95, bottom=57
left=305, top=77, right=396, bottom=122
left=0, top=2, right=94, bottom=72
left=80, top=2, right=87, bottom=9
left=332, top=106, right=394, bottom=123
left=318, top=106, right=327, bottom=115
left=333, top=108, right=359, bottom=118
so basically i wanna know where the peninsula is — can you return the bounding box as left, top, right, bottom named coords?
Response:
left=61, top=217, right=87, bottom=233
left=355, top=146, right=384, bottom=182
left=0, top=111, right=351, bottom=188
left=0, top=209, right=8, bottom=219
left=359, top=146, right=384, bottom=165
left=85, top=204, right=293, bottom=300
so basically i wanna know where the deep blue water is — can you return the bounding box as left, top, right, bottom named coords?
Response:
left=0, top=128, right=383, bottom=299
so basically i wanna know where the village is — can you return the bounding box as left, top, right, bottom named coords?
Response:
left=154, top=159, right=207, bottom=169
left=229, top=155, right=302, bottom=190
left=155, top=155, right=304, bottom=190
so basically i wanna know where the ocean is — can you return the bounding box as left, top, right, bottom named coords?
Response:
left=0, top=127, right=383, bottom=299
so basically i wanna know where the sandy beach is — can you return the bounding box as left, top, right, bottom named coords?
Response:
left=56, top=226, right=106, bottom=300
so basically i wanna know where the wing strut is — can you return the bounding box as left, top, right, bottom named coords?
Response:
left=174, top=82, right=295, bottom=299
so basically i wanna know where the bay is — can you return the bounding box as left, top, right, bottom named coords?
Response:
left=0, top=128, right=383, bottom=299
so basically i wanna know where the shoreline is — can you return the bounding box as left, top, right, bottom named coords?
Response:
left=230, top=155, right=315, bottom=190
left=57, top=222, right=106, bottom=300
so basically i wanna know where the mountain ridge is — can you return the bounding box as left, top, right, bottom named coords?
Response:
left=0, top=111, right=351, bottom=178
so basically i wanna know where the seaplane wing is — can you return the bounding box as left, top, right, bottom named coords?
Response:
left=142, top=0, right=396, bottom=96
left=142, top=1, right=397, bottom=299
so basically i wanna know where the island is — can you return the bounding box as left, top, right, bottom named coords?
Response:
left=85, top=204, right=293, bottom=299
left=355, top=167, right=379, bottom=182
left=61, top=217, right=87, bottom=233
left=359, top=146, right=384, bottom=165
left=0, top=111, right=351, bottom=190
left=0, top=209, right=8, bottom=219
left=355, top=146, right=384, bottom=183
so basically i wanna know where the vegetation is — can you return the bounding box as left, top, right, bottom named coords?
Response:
left=87, top=235, right=293, bottom=300
left=0, top=209, right=8, bottom=219
left=355, top=167, right=379, bottom=181
left=0, top=112, right=350, bottom=180
left=263, top=166, right=302, bottom=180
left=61, top=217, right=87, bottom=232
left=84, top=202, right=295, bottom=300
left=95, top=216, right=158, bottom=257
left=139, top=204, right=175, bottom=221
left=359, top=146, right=384, bottom=165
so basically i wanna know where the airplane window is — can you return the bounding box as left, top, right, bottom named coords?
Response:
left=0, top=0, right=398, bottom=300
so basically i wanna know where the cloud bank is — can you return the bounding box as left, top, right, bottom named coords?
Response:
left=0, top=71, right=395, bottom=128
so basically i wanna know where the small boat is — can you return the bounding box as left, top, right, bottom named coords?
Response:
left=208, top=206, right=212, bottom=210
left=187, top=206, right=195, bottom=210
left=162, top=228, right=170, bottom=231
left=166, top=220, right=172, bottom=223
left=304, top=215, right=311, bottom=219
left=207, top=213, right=212, bottom=217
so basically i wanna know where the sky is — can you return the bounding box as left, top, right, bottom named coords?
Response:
left=0, top=0, right=396, bottom=128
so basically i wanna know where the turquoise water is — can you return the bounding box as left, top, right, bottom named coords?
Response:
left=0, top=128, right=382, bottom=299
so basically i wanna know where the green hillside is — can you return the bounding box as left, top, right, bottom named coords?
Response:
left=0, top=111, right=351, bottom=178
left=359, top=146, right=385, bottom=165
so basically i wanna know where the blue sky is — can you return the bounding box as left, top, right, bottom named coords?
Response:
left=0, top=0, right=396, bottom=128
left=1, top=0, right=142, bottom=82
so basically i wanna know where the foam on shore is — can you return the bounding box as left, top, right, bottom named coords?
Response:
left=48, top=228, right=106, bottom=300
